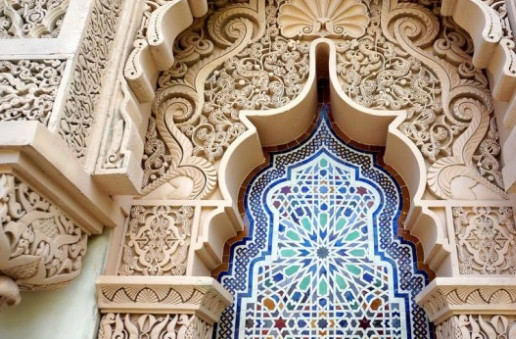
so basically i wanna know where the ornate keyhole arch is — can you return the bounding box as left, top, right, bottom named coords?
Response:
left=94, top=0, right=516, bottom=338
left=215, top=106, right=433, bottom=338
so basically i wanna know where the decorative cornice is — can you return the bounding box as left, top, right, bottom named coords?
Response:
left=96, top=276, right=232, bottom=323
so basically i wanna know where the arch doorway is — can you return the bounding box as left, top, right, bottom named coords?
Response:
left=215, top=101, right=433, bottom=338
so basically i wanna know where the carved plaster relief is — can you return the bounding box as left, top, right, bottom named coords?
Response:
left=58, top=0, right=122, bottom=162
left=144, top=0, right=313, bottom=198
left=0, top=59, right=66, bottom=124
left=98, top=313, right=212, bottom=339
left=118, top=205, right=193, bottom=276
left=104, top=0, right=516, bottom=336
left=453, top=206, right=516, bottom=275
left=436, top=315, right=516, bottom=339
left=277, top=0, right=370, bottom=39
left=0, top=0, right=69, bottom=38
left=0, top=173, right=87, bottom=306
left=141, top=0, right=508, bottom=202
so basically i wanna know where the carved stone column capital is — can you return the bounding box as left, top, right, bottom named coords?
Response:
left=416, top=277, right=516, bottom=323
left=96, top=276, right=232, bottom=323
left=96, top=276, right=231, bottom=339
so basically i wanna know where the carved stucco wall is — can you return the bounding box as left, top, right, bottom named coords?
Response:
left=0, top=0, right=515, bottom=339
left=0, top=0, right=128, bottom=310
left=95, top=0, right=516, bottom=338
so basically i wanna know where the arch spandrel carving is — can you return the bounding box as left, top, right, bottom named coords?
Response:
left=97, top=0, right=516, bottom=337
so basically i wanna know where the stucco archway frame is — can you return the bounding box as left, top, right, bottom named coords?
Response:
left=95, top=0, right=516, bottom=338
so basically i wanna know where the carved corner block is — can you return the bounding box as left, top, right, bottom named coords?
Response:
left=96, top=276, right=232, bottom=323
left=416, top=277, right=516, bottom=324
left=0, top=172, right=88, bottom=307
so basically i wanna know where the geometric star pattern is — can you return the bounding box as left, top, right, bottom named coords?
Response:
left=216, top=106, right=433, bottom=339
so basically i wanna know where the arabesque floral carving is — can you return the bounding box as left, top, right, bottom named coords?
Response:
left=0, top=59, right=66, bottom=124
left=453, top=206, right=516, bottom=275
left=436, top=315, right=516, bottom=339
left=0, top=174, right=87, bottom=297
left=0, top=0, right=69, bottom=38
left=98, top=313, right=212, bottom=339
left=119, top=205, right=193, bottom=276
left=58, top=0, right=122, bottom=161
left=144, top=0, right=311, bottom=196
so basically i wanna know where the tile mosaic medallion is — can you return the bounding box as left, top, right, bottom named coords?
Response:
left=216, top=106, right=433, bottom=339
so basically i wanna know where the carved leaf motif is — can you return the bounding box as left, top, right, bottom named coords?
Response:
left=98, top=313, right=213, bottom=339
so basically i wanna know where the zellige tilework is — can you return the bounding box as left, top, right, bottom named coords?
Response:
left=216, top=106, right=433, bottom=339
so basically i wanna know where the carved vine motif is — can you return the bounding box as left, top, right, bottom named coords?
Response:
left=98, top=313, right=213, bottom=339
left=380, top=0, right=506, bottom=199
left=335, top=0, right=506, bottom=199
left=0, top=0, right=69, bottom=38
left=436, top=315, right=516, bottom=339
left=58, top=0, right=122, bottom=162
left=0, top=174, right=87, bottom=291
left=145, top=0, right=507, bottom=201
left=142, top=1, right=261, bottom=197
left=0, top=59, right=66, bottom=123
left=118, top=205, right=193, bottom=276
left=144, top=0, right=312, bottom=197
left=453, top=207, right=516, bottom=275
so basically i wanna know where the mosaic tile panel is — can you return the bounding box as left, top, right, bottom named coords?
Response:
left=216, top=106, right=433, bottom=339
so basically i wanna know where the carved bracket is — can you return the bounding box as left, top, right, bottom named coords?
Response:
left=0, top=172, right=88, bottom=307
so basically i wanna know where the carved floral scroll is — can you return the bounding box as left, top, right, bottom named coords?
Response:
left=0, top=174, right=87, bottom=307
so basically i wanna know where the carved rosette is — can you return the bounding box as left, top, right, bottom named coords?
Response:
left=453, top=207, right=516, bottom=275
left=0, top=173, right=88, bottom=307
left=118, top=205, right=194, bottom=276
